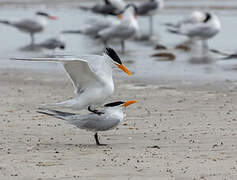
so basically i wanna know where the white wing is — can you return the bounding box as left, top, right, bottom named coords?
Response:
left=11, top=57, right=105, bottom=95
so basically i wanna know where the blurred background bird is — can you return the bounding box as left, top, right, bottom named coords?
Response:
left=0, top=11, right=57, bottom=45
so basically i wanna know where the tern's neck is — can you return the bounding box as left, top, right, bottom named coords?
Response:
left=209, top=15, right=221, bottom=30
left=36, top=16, right=48, bottom=26
left=106, top=107, right=124, bottom=122
left=98, top=55, right=113, bottom=86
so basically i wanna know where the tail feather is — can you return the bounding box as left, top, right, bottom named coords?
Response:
left=0, top=20, right=11, bottom=25
left=37, top=110, right=65, bottom=120
left=167, top=28, right=180, bottom=34
left=61, top=30, right=82, bottom=34
left=39, top=108, right=76, bottom=116
left=37, top=108, right=76, bottom=120
left=164, top=22, right=178, bottom=28
left=78, top=5, right=92, bottom=11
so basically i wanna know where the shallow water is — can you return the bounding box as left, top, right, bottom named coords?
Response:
left=0, top=3, right=237, bottom=84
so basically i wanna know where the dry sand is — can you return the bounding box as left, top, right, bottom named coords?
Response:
left=0, top=68, right=237, bottom=180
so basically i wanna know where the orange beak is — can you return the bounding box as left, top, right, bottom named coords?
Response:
left=122, top=100, right=138, bottom=107
left=49, top=16, right=57, bottom=20
left=116, top=64, right=132, bottom=75
left=133, top=14, right=136, bottom=19
left=117, top=14, right=123, bottom=19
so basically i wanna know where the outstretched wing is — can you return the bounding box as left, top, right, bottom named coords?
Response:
left=62, top=60, right=103, bottom=94
left=11, top=57, right=104, bottom=95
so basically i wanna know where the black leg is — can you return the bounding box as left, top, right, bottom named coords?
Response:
left=121, top=40, right=125, bottom=54
left=103, top=40, right=107, bottom=47
left=30, top=33, right=35, bottom=45
left=149, top=15, right=153, bottom=36
left=88, top=106, right=104, bottom=115
left=94, top=133, right=106, bottom=146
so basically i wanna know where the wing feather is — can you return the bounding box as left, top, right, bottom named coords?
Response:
left=11, top=57, right=104, bottom=95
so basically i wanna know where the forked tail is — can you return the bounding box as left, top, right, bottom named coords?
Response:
left=37, top=108, right=76, bottom=120
left=0, top=20, right=11, bottom=25
left=61, top=30, right=82, bottom=34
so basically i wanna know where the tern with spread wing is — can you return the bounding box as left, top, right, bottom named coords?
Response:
left=0, top=11, right=57, bottom=45
left=12, top=47, right=132, bottom=112
left=136, top=0, right=164, bottom=36
left=167, top=12, right=221, bottom=52
left=38, top=100, right=137, bottom=145
left=97, top=4, right=139, bottom=53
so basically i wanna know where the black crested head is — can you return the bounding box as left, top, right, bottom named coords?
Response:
left=105, top=47, right=122, bottom=65
left=104, top=101, right=125, bottom=107
left=204, top=12, right=211, bottom=23
left=36, top=11, right=49, bottom=17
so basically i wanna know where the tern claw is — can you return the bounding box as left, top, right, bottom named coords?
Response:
left=88, top=106, right=104, bottom=115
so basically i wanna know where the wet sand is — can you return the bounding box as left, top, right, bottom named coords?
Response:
left=1, top=68, right=237, bottom=179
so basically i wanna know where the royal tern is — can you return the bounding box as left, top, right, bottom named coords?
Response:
left=0, top=11, right=57, bottom=45
left=136, top=0, right=164, bottom=35
left=62, top=16, right=120, bottom=37
left=97, top=4, right=139, bottom=53
left=36, top=37, right=65, bottom=51
left=167, top=12, right=221, bottom=52
left=80, top=0, right=126, bottom=16
left=165, top=11, right=206, bottom=29
left=12, top=47, right=132, bottom=111
left=37, top=100, right=138, bottom=145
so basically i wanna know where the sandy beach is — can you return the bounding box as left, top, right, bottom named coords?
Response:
left=0, top=68, right=237, bottom=179
left=0, top=0, right=237, bottom=179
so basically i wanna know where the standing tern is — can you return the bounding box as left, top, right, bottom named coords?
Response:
left=167, top=12, right=221, bottom=52
left=136, top=0, right=164, bottom=36
left=37, top=100, right=138, bottom=146
left=0, top=11, right=57, bottom=45
left=12, top=47, right=132, bottom=111
left=97, top=4, right=139, bottom=53
left=79, top=0, right=126, bottom=16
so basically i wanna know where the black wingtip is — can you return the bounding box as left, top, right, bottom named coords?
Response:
left=105, top=47, right=122, bottom=64
left=104, top=101, right=125, bottom=107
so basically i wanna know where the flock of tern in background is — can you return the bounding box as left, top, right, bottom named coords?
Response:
left=2, top=0, right=223, bottom=145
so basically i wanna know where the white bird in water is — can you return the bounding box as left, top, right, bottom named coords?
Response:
left=12, top=47, right=132, bottom=112
left=37, top=100, right=138, bottom=145
left=136, top=0, right=164, bottom=36
left=79, top=0, right=126, bottom=16
left=0, top=11, right=57, bottom=45
left=97, top=4, right=139, bottom=53
left=167, top=12, right=221, bottom=53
